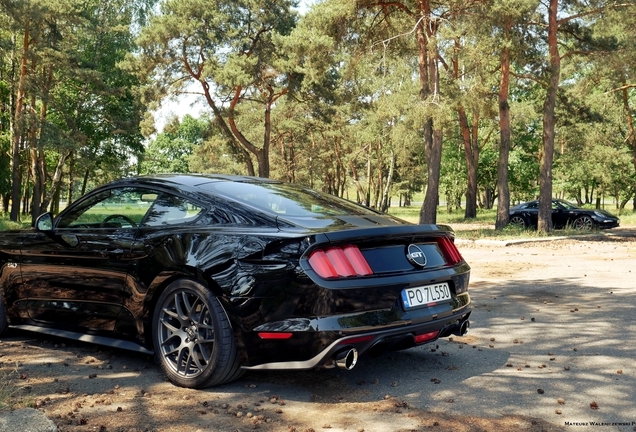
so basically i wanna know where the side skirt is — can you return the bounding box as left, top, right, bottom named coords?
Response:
left=11, top=324, right=154, bottom=355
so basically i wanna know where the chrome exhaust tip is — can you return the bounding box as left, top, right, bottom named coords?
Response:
left=333, top=348, right=358, bottom=370
left=459, top=320, right=470, bottom=336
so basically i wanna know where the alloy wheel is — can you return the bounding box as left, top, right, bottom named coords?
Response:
left=573, top=216, right=593, bottom=231
left=509, top=215, right=526, bottom=227
left=157, top=289, right=216, bottom=378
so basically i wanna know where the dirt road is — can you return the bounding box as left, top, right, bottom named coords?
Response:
left=1, top=231, right=635, bottom=432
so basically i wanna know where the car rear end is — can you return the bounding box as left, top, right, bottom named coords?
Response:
left=244, top=223, right=471, bottom=371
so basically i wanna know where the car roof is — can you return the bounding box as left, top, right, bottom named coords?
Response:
left=110, top=173, right=280, bottom=190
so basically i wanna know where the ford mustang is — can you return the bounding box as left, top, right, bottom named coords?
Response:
left=0, top=174, right=471, bottom=388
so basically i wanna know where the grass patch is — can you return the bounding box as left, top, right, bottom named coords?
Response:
left=0, top=216, right=29, bottom=231
left=0, top=364, right=19, bottom=411
left=616, top=210, right=636, bottom=225
left=388, top=206, right=497, bottom=225
left=0, top=362, right=37, bottom=411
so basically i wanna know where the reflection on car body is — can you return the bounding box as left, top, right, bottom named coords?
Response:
left=0, top=174, right=471, bottom=388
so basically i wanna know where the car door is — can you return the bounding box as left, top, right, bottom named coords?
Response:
left=17, top=187, right=157, bottom=333
left=551, top=201, right=572, bottom=228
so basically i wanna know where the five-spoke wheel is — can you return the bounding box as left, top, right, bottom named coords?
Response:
left=152, top=279, right=242, bottom=388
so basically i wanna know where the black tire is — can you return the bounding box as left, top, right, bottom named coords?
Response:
left=573, top=215, right=594, bottom=231
left=152, top=279, right=243, bottom=388
left=0, top=290, right=9, bottom=336
left=509, top=215, right=526, bottom=228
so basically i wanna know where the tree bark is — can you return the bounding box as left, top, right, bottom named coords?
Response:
left=10, top=23, right=29, bottom=222
left=199, top=81, right=256, bottom=176
left=40, top=149, right=71, bottom=214
left=30, top=63, right=49, bottom=225
left=458, top=107, right=479, bottom=219
left=538, top=0, right=560, bottom=233
left=495, top=31, right=512, bottom=230
left=416, top=0, right=442, bottom=225
left=380, top=150, right=395, bottom=212
left=67, top=152, right=74, bottom=206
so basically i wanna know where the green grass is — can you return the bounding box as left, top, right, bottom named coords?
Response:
left=388, top=206, right=498, bottom=225
left=0, top=364, right=19, bottom=411
left=0, top=216, right=29, bottom=231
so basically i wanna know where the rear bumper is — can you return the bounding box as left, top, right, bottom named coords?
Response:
left=242, top=298, right=471, bottom=371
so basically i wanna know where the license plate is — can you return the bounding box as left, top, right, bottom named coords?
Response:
left=401, top=283, right=452, bottom=309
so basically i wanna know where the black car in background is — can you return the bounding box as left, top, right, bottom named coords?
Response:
left=509, top=199, right=620, bottom=230
left=0, top=174, right=471, bottom=388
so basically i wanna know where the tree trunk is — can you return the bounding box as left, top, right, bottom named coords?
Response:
left=458, top=107, right=479, bottom=219
left=2, top=194, right=9, bottom=213
left=258, top=95, right=272, bottom=178
left=538, top=0, right=560, bottom=233
left=495, top=34, right=512, bottom=230
left=416, top=0, right=442, bottom=224
left=52, top=184, right=61, bottom=215
left=81, top=168, right=90, bottom=196
left=200, top=81, right=256, bottom=176
left=380, top=150, right=395, bottom=213
left=10, top=24, right=29, bottom=222
left=452, top=33, right=479, bottom=220
left=29, top=69, right=47, bottom=225
left=67, top=152, right=74, bottom=206
left=40, top=149, right=71, bottom=214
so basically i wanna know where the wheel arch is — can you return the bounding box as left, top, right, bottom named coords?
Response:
left=140, top=268, right=229, bottom=345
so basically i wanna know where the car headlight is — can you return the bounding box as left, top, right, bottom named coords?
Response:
left=593, top=211, right=606, bottom=219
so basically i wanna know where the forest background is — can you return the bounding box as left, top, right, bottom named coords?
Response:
left=1, top=0, right=635, bottom=232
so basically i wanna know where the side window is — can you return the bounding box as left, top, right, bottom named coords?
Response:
left=142, top=193, right=203, bottom=227
left=57, top=188, right=158, bottom=229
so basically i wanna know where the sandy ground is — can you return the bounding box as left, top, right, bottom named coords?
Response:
left=1, top=228, right=636, bottom=432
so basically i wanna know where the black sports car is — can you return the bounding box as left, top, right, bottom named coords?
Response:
left=509, top=199, right=620, bottom=230
left=0, top=174, right=471, bottom=388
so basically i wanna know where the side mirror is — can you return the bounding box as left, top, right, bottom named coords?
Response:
left=35, top=212, right=54, bottom=232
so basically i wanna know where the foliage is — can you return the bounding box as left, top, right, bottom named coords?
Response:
left=1, top=0, right=636, bottom=224
left=140, top=114, right=210, bottom=174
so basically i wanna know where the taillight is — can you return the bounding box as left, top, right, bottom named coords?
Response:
left=436, top=236, right=464, bottom=266
left=308, top=245, right=373, bottom=279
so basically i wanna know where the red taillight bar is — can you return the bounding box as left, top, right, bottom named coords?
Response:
left=325, top=247, right=357, bottom=277
left=308, top=245, right=373, bottom=279
left=342, top=245, right=373, bottom=276
left=436, top=236, right=463, bottom=266
left=307, top=249, right=339, bottom=278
